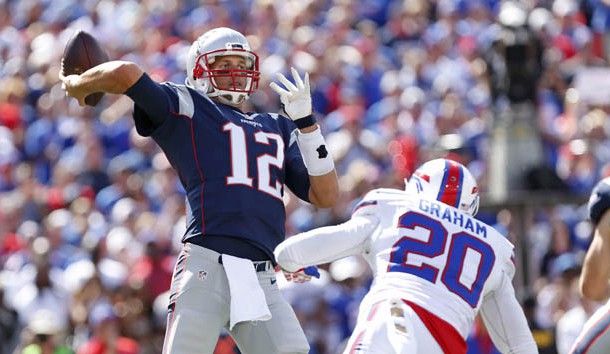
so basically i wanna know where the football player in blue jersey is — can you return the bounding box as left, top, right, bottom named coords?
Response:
left=59, top=27, right=338, bottom=354
left=569, top=177, right=610, bottom=354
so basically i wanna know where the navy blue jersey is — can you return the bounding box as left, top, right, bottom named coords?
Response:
left=125, top=74, right=311, bottom=257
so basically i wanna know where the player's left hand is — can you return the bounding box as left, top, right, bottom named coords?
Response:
left=269, top=67, right=312, bottom=121
left=282, top=266, right=320, bottom=283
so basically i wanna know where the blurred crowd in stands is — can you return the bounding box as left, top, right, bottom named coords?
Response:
left=1, top=0, right=610, bottom=353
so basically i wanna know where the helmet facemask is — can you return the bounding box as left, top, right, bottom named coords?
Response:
left=186, top=28, right=260, bottom=106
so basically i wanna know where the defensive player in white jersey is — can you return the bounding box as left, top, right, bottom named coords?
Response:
left=569, top=177, right=610, bottom=353
left=275, top=158, right=538, bottom=353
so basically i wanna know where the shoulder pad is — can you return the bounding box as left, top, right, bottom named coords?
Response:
left=352, top=188, right=406, bottom=216
left=588, top=177, right=610, bottom=225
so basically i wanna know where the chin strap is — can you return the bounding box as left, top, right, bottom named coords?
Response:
left=188, top=75, right=248, bottom=105
left=215, top=92, right=246, bottom=106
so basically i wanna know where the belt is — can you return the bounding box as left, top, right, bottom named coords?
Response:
left=217, top=255, right=273, bottom=273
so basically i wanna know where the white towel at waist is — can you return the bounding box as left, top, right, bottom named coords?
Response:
left=221, top=254, right=272, bottom=330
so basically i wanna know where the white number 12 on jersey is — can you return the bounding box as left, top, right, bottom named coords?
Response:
left=223, top=122, right=284, bottom=200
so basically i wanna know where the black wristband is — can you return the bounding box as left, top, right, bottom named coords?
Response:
left=294, top=114, right=316, bottom=129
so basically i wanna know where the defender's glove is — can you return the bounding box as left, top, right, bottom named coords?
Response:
left=282, top=266, right=321, bottom=283
left=270, top=67, right=314, bottom=128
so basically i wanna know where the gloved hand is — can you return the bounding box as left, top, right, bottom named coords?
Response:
left=269, top=67, right=312, bottom=121
left=282, top=266, right=320, bottom=283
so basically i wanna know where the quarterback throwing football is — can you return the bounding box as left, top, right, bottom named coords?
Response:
left=60, top=27, right=338, bottom=354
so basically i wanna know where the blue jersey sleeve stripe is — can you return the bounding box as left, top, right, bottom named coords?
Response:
left=352, top=200, right=378, bottom=215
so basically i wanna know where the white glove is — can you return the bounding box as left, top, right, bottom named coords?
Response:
left=270, top=67, right=313, bottom=121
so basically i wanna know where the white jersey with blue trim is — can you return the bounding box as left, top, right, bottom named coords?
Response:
left=275, top=188, right=523, bottom=339
left=351, top=188, right=516, bottom=338
left=276, top=188, right=537, bottom=351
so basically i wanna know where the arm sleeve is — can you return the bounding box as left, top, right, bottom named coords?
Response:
left=124, top=73, right=175, bottom=136
left=479, top=272, right=539, bottom=354
left=274, top=215, right=379, bottom=272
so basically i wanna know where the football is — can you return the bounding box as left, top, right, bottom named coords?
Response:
left=62, top=30, right=109, bottom=106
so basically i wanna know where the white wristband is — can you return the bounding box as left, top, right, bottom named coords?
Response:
left=296, top=127, right=335, bottom=176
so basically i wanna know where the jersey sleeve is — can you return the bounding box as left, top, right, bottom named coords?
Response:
left=274, top=215, right=379, bottom=272
left=588, top=177, right=610, bottom=225
left=479, top=272, right=539, bottom=354
left=351, top=189, right=385, bottom=218
left=350, top=188, right=408, bottom=218
left=124, top=73, right=180, bottom=137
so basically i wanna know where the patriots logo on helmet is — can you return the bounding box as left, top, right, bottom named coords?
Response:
left=226, top=42, right=246, bottom=50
